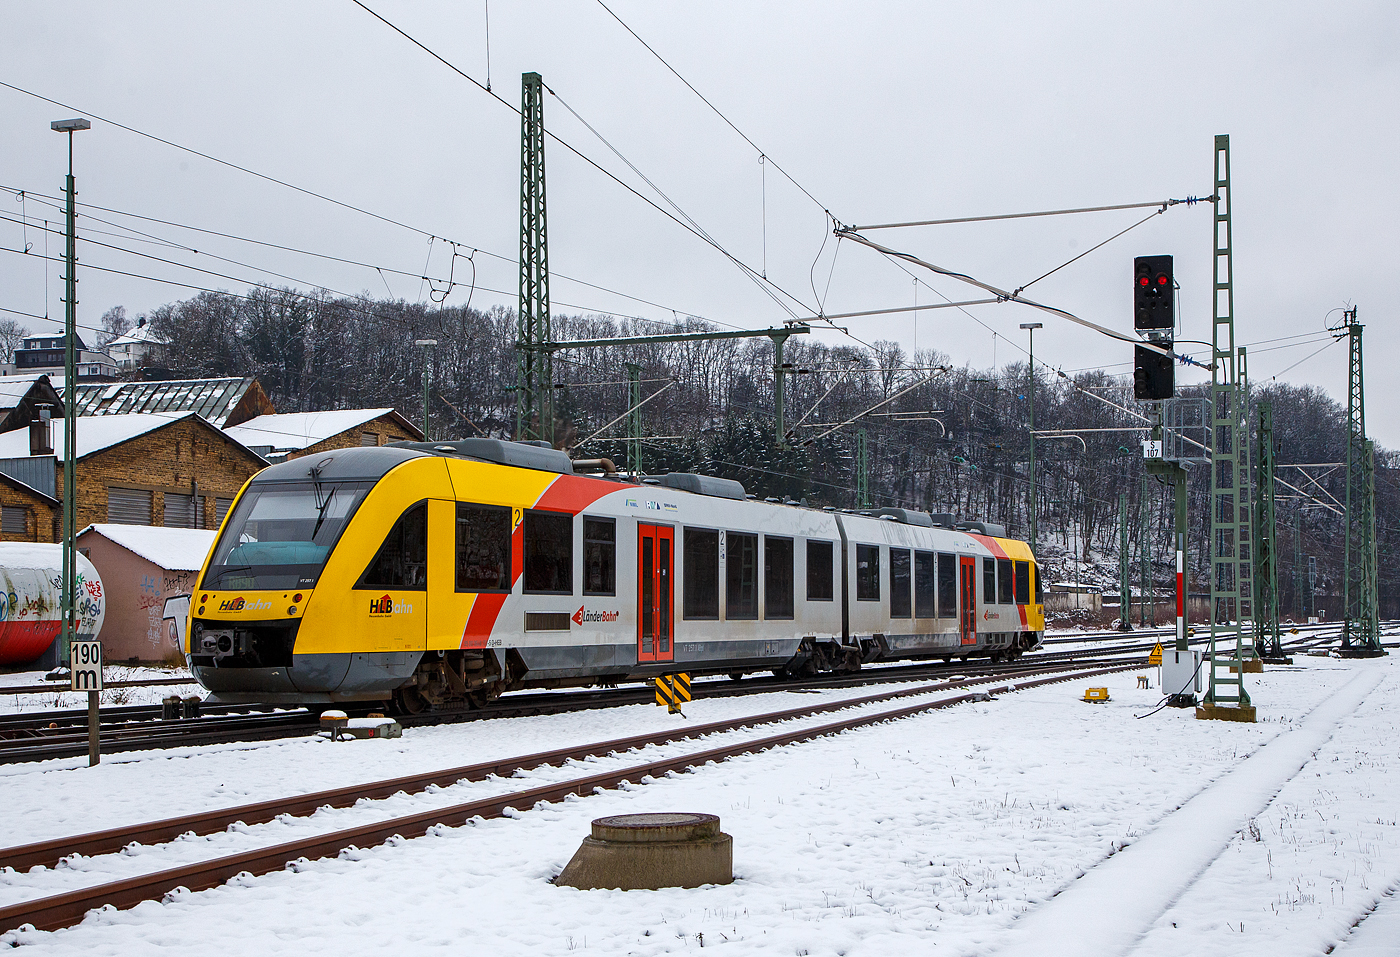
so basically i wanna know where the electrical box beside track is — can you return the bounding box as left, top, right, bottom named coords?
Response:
left=1160, top=649, right=1202, bottom=707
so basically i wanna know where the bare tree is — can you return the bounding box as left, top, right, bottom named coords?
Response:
left=97, top=305, right=130, bottom=347
left=0, top=317, right=28, bottom=363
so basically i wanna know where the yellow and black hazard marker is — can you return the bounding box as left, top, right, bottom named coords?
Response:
left=653, top=673, right=691, bottom=715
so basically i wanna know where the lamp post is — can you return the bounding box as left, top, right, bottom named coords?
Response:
left=1019, top=322, right=1043, bottom=557
left=414, top=339, right=437, bottom=441
left=51, top=118, right=89, bottom=671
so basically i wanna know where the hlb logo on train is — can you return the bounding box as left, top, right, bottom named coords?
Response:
left=369, top=594, right=413, bottom=616
left=219, top=596, right=272, bottom=612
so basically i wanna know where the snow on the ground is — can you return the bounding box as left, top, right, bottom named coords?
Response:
left=0, top=666, right=201, bottom=714
left=0, top=656, right=1395, bottom=956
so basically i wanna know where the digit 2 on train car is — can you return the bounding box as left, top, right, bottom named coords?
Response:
left=186, top=439, right=1043, bottom=712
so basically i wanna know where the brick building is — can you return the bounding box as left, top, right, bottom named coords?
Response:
left=0, top=412, right=266, bottom=541
left=223, top=408, right=422, bottom=462
left=0, top=472, right=60, bottom=543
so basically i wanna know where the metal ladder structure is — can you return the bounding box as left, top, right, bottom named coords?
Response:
left=1253, top=398, right=1283, bottom=657
left=1336, top=309, right=1383, bottom=655
left=1203, top=133, right=1256, bottom=720
left=517, top=71, right=554, bottom=445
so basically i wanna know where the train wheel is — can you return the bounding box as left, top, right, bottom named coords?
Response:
left=728, top=672, right=744, bottom=681
left=393, top=687, right=431, bottom=715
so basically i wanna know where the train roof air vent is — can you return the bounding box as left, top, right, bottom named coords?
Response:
left=387, top=438, right=574, bottom=475
left=957, top=520, right=1008, bottom=537
left=929, top=512, right=957, bottom=527
left=658, top=473, right=748, bottom=501
left=873, top=507, right=935, bottom=527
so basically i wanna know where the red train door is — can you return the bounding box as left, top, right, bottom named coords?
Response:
left=637, top=524, right=674, bottom=663
left=959, top=555, right=977, bottom=645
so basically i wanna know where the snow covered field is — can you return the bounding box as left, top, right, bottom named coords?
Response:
left=0, top=667, right=203, bottom=714
left=1, top=654, right=1396, bottom=955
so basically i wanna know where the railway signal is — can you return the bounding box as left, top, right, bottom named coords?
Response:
left=1133, top=345, right=1174, bottom=400
left=1133, top=255, right=1174, bottom=330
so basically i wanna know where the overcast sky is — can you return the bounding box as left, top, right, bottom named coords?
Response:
left=2, top=1, right=1396, bottom=446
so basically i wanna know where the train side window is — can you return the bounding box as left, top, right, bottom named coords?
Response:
left=357, top=501, right=427, bottom=590
left=1014, top=560, right=1031, bottom=605
left=456, top=503, right=512, bottom=592
left=890, top=548, right=911, bottom=618
left=764, top=535, right=794, bottom=619
left=806, top=539, right=834, bottom=602
left=583, top=516, right=615, bottom=596
left=914, top=550, right=936, bottom=617
left=726, top=531, right=759, bottom=619
left=936, top=552, right=956, bottom=618
left=983, top=557, right=996, bottom=604
left=524, top=510, right=572, bottom=594
left=1034, top=563, right=1044, bottom=603
left=997, top=558, right=1014, bottom=605
left=683, top=527, right=720, bottom=619
left=856, top=544, right=880, bottom=601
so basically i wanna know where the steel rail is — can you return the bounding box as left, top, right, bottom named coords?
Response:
left=0, top=660, right=1109, bottom=872
left=0, top=662, right=1133, bottom=934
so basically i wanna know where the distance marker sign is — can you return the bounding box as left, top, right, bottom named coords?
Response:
left=70, top=640, right=103, bottom=692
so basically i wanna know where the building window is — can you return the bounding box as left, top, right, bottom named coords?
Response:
left=523, top=510, right=572, bottom=594
left=915, top=550, right=936, bottom=617
left=361, top=432, right=378, bottom=447
left=764, top=535, right=794, bottom=619
left=163, top=492, right=205, bottom=529
left=725, top=531, right=759, bottom=619
left=1015, top=560, right=1031, bottom=605
left=358, top=502, right=427, bottom=590
left=683, top=527, right=719, bottom=619
left=1, top=507, right=27, bottom=537
left=856, top=544, right=880, bottom=601
left=890, top=547, right=912, bottom=618
left=107, top=487, right=153, bottom=525
left=806, top=539, right=834, bottom=602
left=937, top=553, right=957, bottom=618
left=456, top=503, right=511, bottom=592
left=583, top=516, right=615, bottom=596
left=983, top=557, right=996, bottom=604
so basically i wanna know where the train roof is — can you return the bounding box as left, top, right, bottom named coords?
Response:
left=256, top=439, right=1015, bottom=539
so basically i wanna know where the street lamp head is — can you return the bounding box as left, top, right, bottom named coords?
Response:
left=414, top=339, right=438, bottom=347
left=1019, top=322, right=1043, bottom=331
left=50, top=118, right=91, bottom=133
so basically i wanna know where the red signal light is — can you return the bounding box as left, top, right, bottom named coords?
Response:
left=1157, top=274, right=1169, bottom=286
left=1139, top=276, right=1150, bottom=287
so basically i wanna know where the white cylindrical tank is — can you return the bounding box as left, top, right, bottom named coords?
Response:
left=0, top=543, right=105, bottom=665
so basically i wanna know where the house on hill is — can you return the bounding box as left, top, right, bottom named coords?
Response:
left=103, top=318, right=166, bottom=371
left=7, top=333, right=116, bottom=381
left=0, top=412, right=266, bottom=538
left=224, top=408, right=422, bottom=461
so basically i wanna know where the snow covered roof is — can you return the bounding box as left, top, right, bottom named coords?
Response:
left=78, top=523, right=217, bottom=571
left=0, top=374, right=50, bottom=407
left=65, top=377, right=270, bottom=427
left=105, top=322, right=165, bottom=348
left=0, top=411, right=263, bottom=463
left=225, top=409, right=416, bottom=452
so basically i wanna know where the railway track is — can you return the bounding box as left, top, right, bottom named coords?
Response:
left=0, top=659, right=1133, bottom=935
left=0, top=623, right=1368, bottom=764
left=0, top=646, right=1149, bottom=764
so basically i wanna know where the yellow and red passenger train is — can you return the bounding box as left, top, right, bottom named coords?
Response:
left=185, top=439, right=1044, bottom=711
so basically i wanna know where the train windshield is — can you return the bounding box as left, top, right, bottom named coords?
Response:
left=203, top=481, right=372, bottom=591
